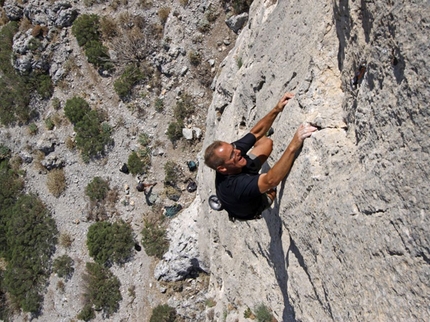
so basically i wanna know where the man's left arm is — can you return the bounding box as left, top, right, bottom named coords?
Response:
left=250, top=92, right=294, bottom=140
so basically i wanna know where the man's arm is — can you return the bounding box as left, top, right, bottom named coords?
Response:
left=250, top=92, right=294, bottom=141
left=258, top=123, right=317, bottom=193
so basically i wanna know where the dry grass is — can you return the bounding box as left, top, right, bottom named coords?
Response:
left=47, top=168, right=67, bottom=197
left=158, top=7, right=171, bottom=25
left=100, top=16, right=118, bottom=40
left=59, top=232, right=74, bottom=248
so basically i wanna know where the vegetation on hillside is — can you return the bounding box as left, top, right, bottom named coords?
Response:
left=0, top=156, right=57, bottom=317
left=72, top=14, right=113, bottom=72
left=78, top=262, right=122, bottom=320
left=64, top=96, right=113, bottom=162
left=0, top=22, right=53, bottom=125
left=87, top=221, right=135, bottom=267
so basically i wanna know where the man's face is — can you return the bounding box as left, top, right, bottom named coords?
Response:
left=215, top=142, right=247, bottom=174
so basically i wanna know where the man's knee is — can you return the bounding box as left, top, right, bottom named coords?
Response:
left=256, top=136, right=273, bottom=153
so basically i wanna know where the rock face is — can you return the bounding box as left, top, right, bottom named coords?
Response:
left=157, top=0, right=430, bottom=321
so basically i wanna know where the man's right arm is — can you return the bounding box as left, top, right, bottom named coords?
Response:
left=257, top=123, right=317, bottom=193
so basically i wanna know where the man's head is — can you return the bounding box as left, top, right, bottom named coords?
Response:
left=204, top=141, right=247, bottom=174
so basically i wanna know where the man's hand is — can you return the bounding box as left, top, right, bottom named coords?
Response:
left=274, top=92, right=295, bottom=112
left=289, top=123, right=318, bottom=151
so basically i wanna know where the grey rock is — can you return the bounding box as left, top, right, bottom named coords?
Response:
left=41, top=154, right=65, bottom=170
left=3, top=0, right=23, bottom=21
left=36, top=132, right=57, bottom=155
left=225, top=13, right=248, bottom=34
left=182, top=128, right=194, bottom=140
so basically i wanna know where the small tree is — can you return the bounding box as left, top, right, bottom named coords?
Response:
left=85, top=177, right=110, bottom=202
left=53, top=255, right=74, bottom=280
left=64, top=96, right=91, bottom=125
left=72, top=14, right=100, bottom=47
left=150, top=304, right=177, bottom=322
left=81, top=262, right=122, bottom=318
left=87, top=221, right=135, bottom=266
left=141, top=219, right=169, bottom=259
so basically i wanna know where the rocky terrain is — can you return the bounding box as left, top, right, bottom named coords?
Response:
left=1, top=0, right=429, bottom=321
left=157, top=0, right=430, bottom=321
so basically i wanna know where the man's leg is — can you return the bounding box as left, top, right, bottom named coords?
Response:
left=250, top=136, right=273, bottom=164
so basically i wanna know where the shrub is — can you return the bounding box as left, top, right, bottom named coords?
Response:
left=0, top=22, right=31, bottom=124
left=158, top=7, right=171, bottom=25
left=114, top=65, right=145, bottom=101
left=45, top=117, right=55, bottom=130
left=64, top=96, right=91, bottom=125
left=164, top=161, right=180, bottom=186
left=141, top=219, right=169, bottom=258
left=138, top=133, right=151, bottom=146
left=149, top=304, right=177, bottom=322
left=166, top=121, right=183, bottom=143
left=174, top=93, right=195, bottom=121
left=255, top=304, right=274, bottom=322
left=28, top=123, right=38, bottom=135
left=47, top=168, right=67, bottom=197
left=81, top=262, right=121, bottom=318
left=1, top=192, right=57, bottom=314
left=59, top=232, right=74, bottom=248
left=0, top=145, right=11, bottom=160
left=99, top=16, right=118, bottom=40
left=154, top=97, right=164, bottom=112
left=188, top=50, right=201, bottom=66
left=87, top=221, right=135, bottom=266
left=85, top=177, right=110, bottom=202
left=77, top=304, right=96, bottom=321
left=74, top=110, right=113, bottom=161
left=84, top=40, right=113, bottom=70
left=51, top=97, right=61, bottom=110
left=127, top=151, right=145, bottom=175
left=72, top=14, right=100, bottom=47
left=53, top=255, right=74, bottom=280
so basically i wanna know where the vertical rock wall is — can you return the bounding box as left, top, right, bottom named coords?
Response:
left=158, top=0, right=430, bottom=321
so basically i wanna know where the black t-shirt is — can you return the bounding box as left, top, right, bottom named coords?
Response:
left=215, top=133, right=264, bottom=219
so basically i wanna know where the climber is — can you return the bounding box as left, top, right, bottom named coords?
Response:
left=204, top=92, right=317, bottom=221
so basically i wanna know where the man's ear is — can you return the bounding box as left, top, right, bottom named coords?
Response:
left=216, top=165, right=228, bottom=174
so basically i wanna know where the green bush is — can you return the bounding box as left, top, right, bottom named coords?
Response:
left=85, top=177, right=110, bottom=202
left=141, top=219, right=169, bottom=258
left=87, top=221, right=135, bottom=266
left=166, top=121, right=183, bottom=143
left=77, top=304, right=96, bottom=321
left=0, top=22, right=30, bottom=124
left=138, top=133, right=151, bottom=146
left=45, top=117, right=55, bottom=130
left=127, top=151, right=145, bottom=175
left=64, top=96, right=91, bottom=125
left=0, top=145, right=11, bottom=160
left=114, top=65, right=145, bottom=101
left=53, top=255, right=74, bottom=280
left=164, top=161, right=180, bottom=186
left=81, top=262, right=122, bottom=318
left=174, top=93, right=195, bottom=121
left=149, top=304, right=177, bottom=322
left=65, top=101, right=113, bottom=161
left=154, top=97, right=164, bottom=112
left=0, top=189, right=57, bottom=314
left=255, top=304, right=274, bottom=322
left=28, top=123, right=38, bottom=135
left=84, top=40, right=113, bottom=70
left=72, top=14, right=100, bottom=47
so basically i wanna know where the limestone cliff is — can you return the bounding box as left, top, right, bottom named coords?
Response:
left=157, top=0, right=430, bottom=321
